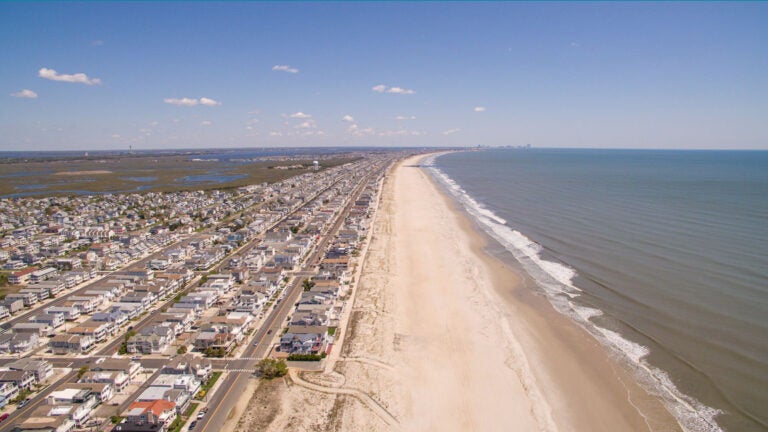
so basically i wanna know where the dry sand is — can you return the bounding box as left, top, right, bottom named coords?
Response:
left=237, top=154, right=682, bottom=432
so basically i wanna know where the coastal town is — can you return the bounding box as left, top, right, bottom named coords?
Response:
left=0, top=152, right=401, bottom=432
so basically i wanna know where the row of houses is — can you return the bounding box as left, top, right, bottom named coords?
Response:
left=10, top=358, right=142, bottom=432
left=279, top=173, right=381, bottom=356
left=0, top=358, right=54, bottom=409
left=0, top=268, right=194, bottom=356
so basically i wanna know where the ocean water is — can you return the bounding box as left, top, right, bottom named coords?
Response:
left=427, top=149, right=768, bottom=432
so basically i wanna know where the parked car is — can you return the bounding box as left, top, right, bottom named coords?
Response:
left=197, top=410, right=206, bottom=419
left=188, top=420, right=197, bottom=431
left=0, top=413, right=10, bottom=422
left=18, top=398, right=31, bottom=408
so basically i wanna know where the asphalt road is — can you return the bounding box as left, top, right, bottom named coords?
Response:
left=0, top=235, right=195, bottom=331
left=195, top=165, right=383, bottom=432
left=0, top=157, right=387, bottom=432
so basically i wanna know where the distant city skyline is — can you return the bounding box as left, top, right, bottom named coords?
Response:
left=1, top=2, right=767, bottom=151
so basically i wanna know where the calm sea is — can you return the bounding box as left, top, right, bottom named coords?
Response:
left=428, top=149, right=768, bottom=432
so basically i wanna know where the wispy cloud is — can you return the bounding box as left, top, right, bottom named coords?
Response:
left=372, top=84, right=415, bottom=95
left=164, top=98, right=199, bottom=107
left=273, top=65, right=299, bottom=74
left=295, top=120, right=317, bottom=129
left=38, top=67, right=101, bottom=85
left=91, top=40, right=104, bottom=47
left=378, top=129, right=425, bottom=137
left=442, top=128, right=461, bottom=135
left=200, top=120, right=213, bottom=126
left=342, top=114, right=355, bottom=123
left=289, top=112, right=312, bottom=119
left=10, top=89, right=38, bottom=99
left=347, top=124, right=375, bottom=137
left=164, top=97, right=221, bottom=107
left=474, top=106, right=486, bottom=112
left=395, top=115, right=416, bottom=120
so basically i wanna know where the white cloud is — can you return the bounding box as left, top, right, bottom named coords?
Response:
left=149, top=121, right=159, bottom=127
left=272, top=65, right=299, bottom=74
left=295, top=120, right=316, bottom=129
left=342, top=114, right=355, bottom=123
left=269, top=131, right=283, bottom=137
left=395, top=115, right=416, bottom=120
left=164, top=97, right=221, bottom=107
left=379, top=129, right=426, bottom=137
left=199, top=97, right=221, bottom=106
left=200, top=120, right=213, bottom=126
left=111, top=134, right=121, bottom=139
left=164, top=98, right=199, bottom=107
left=387, top=87, right=414, bottom=95
left=442, top=128, right=461, bottom=135
left=347, top=124, right=375, bottom=137
left=372, top=84, right=415, bottom=94
left=289, top=112, right=312, bottom=119
left=474, top=106, right=486, bottom=112
left=38, top=67, right=101, bottom=85
left=91, top=40, right=104, bottom=46
left=10, top=89, right=38, bottom=99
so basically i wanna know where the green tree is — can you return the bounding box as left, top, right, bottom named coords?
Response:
left=256, top=358, right=288, bottom=379
left=302, top=279, right=315, bottom=292
left=177, top=345, right=187, bottom=355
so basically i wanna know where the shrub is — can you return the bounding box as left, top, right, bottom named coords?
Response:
left=286, top=353, right=324, bottom=361
left=257, top=358, right=288, bottom=378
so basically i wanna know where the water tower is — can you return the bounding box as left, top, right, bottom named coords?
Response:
left=313, top=160, right=319, bottom=171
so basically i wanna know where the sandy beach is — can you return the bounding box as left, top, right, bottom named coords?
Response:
left=239, top=154, right=682, bottom=432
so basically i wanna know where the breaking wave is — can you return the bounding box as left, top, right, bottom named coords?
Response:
left=423, top=153, right=725, bottom=432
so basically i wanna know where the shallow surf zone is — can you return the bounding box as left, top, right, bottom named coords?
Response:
left=420, top=153, right=725, bottom=432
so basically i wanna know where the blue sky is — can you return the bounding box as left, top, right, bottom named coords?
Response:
left=1, top=2, right=766, bottom=151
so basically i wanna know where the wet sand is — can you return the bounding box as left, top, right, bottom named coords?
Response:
left=242, top=153, right=682, bottom=431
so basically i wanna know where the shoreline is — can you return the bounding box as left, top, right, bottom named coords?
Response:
left=422, top=153, right=683, bottom=431
left=238, top=152, right=683, bottom=431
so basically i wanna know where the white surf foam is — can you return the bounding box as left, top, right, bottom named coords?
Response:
left=424, top=158, right=725, bottom=432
